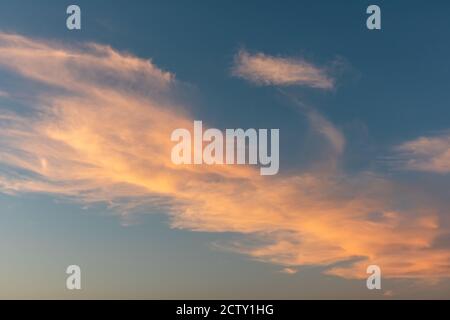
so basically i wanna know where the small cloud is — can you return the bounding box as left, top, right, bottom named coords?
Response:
left=280, top=267, right=298, bottom=274
left=394, top=133, right=450, bottom=174
left=231, top=49, right=334, bottom=89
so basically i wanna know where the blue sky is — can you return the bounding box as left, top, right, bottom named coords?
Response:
left=1, top=0, right=450, bottom=299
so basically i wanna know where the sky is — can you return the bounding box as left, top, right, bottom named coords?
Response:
left=0, top=0, right=450, bottom=299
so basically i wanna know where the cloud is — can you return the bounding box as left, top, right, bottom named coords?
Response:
left=307, top=108, right=345, bottom=155
left=231, top=49, right=334, bottom=89
left=394, top=133, right=450, bottom=174
left=0, top=33, right=449, bottom=280
left=280, top=267, right=298, bottom=274
left=280, top=94, right=345, bottom=171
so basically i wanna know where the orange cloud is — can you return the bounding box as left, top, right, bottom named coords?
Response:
left=0, top=33, right=449, bottom=280
left=232, top=49, right=334, bottom=89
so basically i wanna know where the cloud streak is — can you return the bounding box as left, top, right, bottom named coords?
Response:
left=0, top=33, right=449, bottom=280
left=231, top=49, right=334, bottom=89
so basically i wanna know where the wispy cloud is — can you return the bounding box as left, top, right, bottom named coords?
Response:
left=307, top=108, right=345, bottom=155
left=231, top=49, right=334, bottom=89
left=0, top=33, right=449, bottom=280
left=394, top=133, right=450, bottom=174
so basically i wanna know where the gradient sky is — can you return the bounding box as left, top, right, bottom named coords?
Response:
left=1, top=0, right=450, bottom=299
